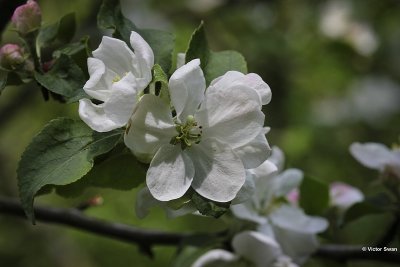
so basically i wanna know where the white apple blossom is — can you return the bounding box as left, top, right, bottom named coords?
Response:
left=124, top=59, right=271, bottom=202
left=231, top=147, right=328, bottom=264
left=192, top=231, right=298, bottom=267
left=329, top=182, right=364, bottom=210
left=79, top=31, right=154, bottom=132
left=350, top=142, right=400, bottom=178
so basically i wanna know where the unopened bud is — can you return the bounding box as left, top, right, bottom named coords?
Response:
left=12, top=0, right=42, bottom=35
left=0, top=44, right=25, bottom=70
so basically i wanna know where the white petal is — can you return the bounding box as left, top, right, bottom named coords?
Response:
left=272, top=225, right=319, bottom=264
left=196, top=85, right=264, bottom=148
left=103, top=73, right=138, bottom=126
left=268, top=146, right=285, bottom=172
left=270, top=205, right=328, bottom=234
left=188, top=139, right=246, bottom=202
left=329, top=182, right=364, bottom=210
left=349, top=142, right=393, bottom=171
left=242, top=73, right=272, bottom=105
left=93, top=36, right=139, bottom=77
left=232, top=171, right=256, bottom=204
left=234, top=129, right=272, bottom=169
left=232, top=231, right=282, bottom=267
left=210, top=71, right=271, bottom=105
left=135, top=187, right=160, bottom=219
left=78, top=99, right=122, bottom=132
left=83, top=58, right=114, bottom=101
left=249, top=160, right=278, bottom=203
left=124, top=94, right=176, bottom=163
left=130, top=31, right=154, bottom=88
left=169, top=59, right=206, bottom=121
left=274, top=256, right=299, bottom=267
left=256, top=221, right=276, bottom=238
left=231, top=203, right=267, bottom=224
left=209, top=71, right=244, bottom=89
left=147, top=144, right=194, bottom=201
left=272, top=169, right=303, bottom=198
left=192, top=249, right=239, bottom=267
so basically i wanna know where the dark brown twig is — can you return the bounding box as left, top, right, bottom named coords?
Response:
left=0, top=196, right=399, bottom=263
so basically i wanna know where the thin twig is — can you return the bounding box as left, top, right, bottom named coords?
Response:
left=0, top=196, right=198, bottom=246
left=0, top=196, right=400, bottom=263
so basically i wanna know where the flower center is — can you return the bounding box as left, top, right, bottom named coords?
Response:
left=112, top=72, right=129, bottom=83
left=170, top=115, right=202, bottom=150
left=112, top=75, right=121, bottom=83
left=257, top=196, right=285, bottom=216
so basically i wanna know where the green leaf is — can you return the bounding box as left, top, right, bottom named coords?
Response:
left=343, top=201, right=383, bottom=224
left=17, top=118, right=123, bottom=222
left=53, top=37, right=91, bottom=75
left=56, top=151, right=146, bottom=197
left=4, top=71, right=24, bottom=86
left=97, top=0, right=174, bottom=72
left=299, top=176, right=329, bottom=215
left=0, top=70, right=7, bottom=93
left=191, top=193, right=230, bottom=218
left=337, top=213, right=395, bottom=245
left=139, top=29, right=174, bottom=73
left=150, top=64, right=170, bottom=104
left=0, top=70, right=25, bottom=93
left=185, top=23, right=247, bottom=85
left=34, top=54, right=87, bottom=103
left=185, top=21, right=210, bottom=70
left=53, top=37, right=90, bottom=58
left=97, top=0, right=118, bottom=31
left=37, top=13, right=76, bottom=50
left=204, top=51, right=247, bottom=85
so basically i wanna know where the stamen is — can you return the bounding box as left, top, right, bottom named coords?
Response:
left=170, top=115, right=203, bottom=149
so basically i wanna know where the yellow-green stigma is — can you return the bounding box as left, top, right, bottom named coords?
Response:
left=112, top=72, right=129, bottom=83
left=170, top=115, right=202, bottom=150
left=112, top=75, right=121, bottom=83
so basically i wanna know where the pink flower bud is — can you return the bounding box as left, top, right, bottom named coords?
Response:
left=0, top=44, right=25, bottom=70
left=11, top=0, right=42, bottom=35
left=286, top=188, right=300, bottom=206
left=330, top=182, right=364, bottom=210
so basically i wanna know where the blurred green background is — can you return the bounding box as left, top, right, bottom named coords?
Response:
left=1, top=0, right=400, bottom=266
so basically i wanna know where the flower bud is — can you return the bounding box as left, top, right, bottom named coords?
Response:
left=11, top=0, right=42, bottom=35
left=0, top=44, right=25, bottom=70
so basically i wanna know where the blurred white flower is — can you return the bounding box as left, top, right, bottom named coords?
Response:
left=125, top=59, right=271, bottom=202
left=192, top=231, right=299, bottom=267
left=350, top=142, right=400, bottom=178
left=320, top=0, right=351, bottom=38
left=329, top=182, right=364, bottom=210
left=312, top=77, right=400, bottom=126
left=79, top=32, right=154, bottom=132
left=231, top=147, right=328, bottom=264
left=286, top=188, right=300, bottom=206
left=320, top=0, right=379, bottom=56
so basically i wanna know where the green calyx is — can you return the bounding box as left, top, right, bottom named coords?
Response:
left=170, top=115, right=202, bottom=150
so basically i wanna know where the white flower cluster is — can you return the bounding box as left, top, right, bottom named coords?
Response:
left=192, top=147, right=328, bottom=267
left=78, top=32, right=329, bottom=267
left=79, top=31, right=271, bottom=203
left=350, top=142, right=400, bottom=179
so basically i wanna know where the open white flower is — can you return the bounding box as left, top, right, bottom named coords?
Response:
left=329, top=182, right=364, bottom=210
left=125, top=59, right=270, bottom=202
left=350, top=142, right=400, bottom=178
left=192, top=231, right=298, bottom=267
left=231, top=147, right=328, bottom=264
left=79, top=31, right=154, bottom=132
